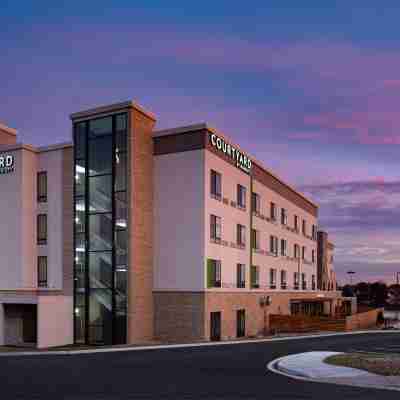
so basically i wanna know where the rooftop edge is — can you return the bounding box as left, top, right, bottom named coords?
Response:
left=154, top=123, right=318, bottom=211
left=70, top=100, right=156, bottom=122
left=0, top=123, right=17, bottom=136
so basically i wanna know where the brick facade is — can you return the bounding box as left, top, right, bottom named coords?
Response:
left=127, top=107, right=156, bottom=343
left=153, top=290, right=343, bottom=341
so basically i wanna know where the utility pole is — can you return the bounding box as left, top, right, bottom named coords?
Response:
left=396, top=272, right=400, bottom=285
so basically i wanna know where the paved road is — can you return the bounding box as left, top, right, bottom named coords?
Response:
left=1, top=333, right=399, bottom=399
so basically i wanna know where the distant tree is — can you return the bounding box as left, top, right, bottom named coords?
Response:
left=369, top=281, right=388, bottom=307
left=387, top=284, right=400, bottom=306
left=355, top=282, right=370, bottom=304
left=342, top=284, right=355, bottom=297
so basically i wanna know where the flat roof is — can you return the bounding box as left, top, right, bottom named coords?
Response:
left=0, top=142, right=73, bottom=154
left=70, top=100, right=156, bottom=122
left=0, top=122, right=17, bottom=136
left=154, top=123, right=318, bottom=210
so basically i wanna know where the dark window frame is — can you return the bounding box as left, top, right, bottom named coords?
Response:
left=250, top=265, right=260, bottom=289
left=38, top=256, right=48, bottom=287
left=37, top=171, right=47, bottom=203
left=210, top=170, right=222, bottom=199
left=236, top=264, right=246, bottom=288
left=236, top=224, right=246, bottom=247
left=37, top=214, right=47, bottom=245
left=251, top=192, right=260, bottom=214
left=237, top=184, right=246, bottom=209
left=210, top=214, right=222, bottom=241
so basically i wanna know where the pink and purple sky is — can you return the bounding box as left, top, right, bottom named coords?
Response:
left=2, top=1, right=400, bottom=284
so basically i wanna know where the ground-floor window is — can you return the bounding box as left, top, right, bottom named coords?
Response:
left=210, top=311, right=221, bottom=341
left=236, top=309, right=245, bottom=337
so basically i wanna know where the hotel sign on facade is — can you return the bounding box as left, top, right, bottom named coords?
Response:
left=0, top=155, right=14, bottom=174
left=210, top=133, right=252, bottom=174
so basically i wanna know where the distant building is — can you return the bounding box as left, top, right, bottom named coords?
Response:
left=317, top=231, right=337, bottom=291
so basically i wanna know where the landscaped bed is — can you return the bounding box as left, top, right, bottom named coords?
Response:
left=325, top=352, right=400, bottom=376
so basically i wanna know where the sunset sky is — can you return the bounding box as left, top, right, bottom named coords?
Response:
left=2, top=1, right=400, bottom=284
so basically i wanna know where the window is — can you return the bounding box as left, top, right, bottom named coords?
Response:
left=207, top=259, right=221, bottom=288
left=281, top=270, right=287, bottom=289
left=312, top=275, right=316, bottom=290
left=270, top=235, right=278, bottom=255
left=251, top=229, right=260, bottom=250
left=38, top=256, right=47, bottom=287
left=210, top=170, right=222, bottom=199
left=281, top=239, right=287, bottom=256
left=270, top=268, right=277, bottom=289
left=270, top=202, right=277, bottom=221
left=302, top=219, right=307, bottom=235
left=37, top=171, right=47, bottom=202
left=312, top=225, right=317, bottom=240
left=37, top=214, right=47, bottom=245
left=237, top=309, right=246, bottom=337
left=294, top=215, right=299, bottom=231
left=237, top=184, right=246, bottom=209
left=302, top=246, right=306, bottom=260
left=237, top=264, right=246, bottom=288
left=236, top=224, right=246, bottom=247
left=294, top=272, right=299, bottom=290
left=312, top=249, right=315, bottom=263
left=251, top=192, right=260, bottom=214
left=294, top=244, right=300, bottom=259
left=210, top=215, right=222, bottom=241
left=281, top=208, right=288, bottom=225
left=302, top=273, right=307, bottom=290
left=250, top=266, right=260, bottom=288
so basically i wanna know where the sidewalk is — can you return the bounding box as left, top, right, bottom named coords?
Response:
left=269, top=351, right=400, bottom=391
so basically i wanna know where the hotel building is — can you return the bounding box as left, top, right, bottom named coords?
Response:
left=0, top=101, right=344, bottom=347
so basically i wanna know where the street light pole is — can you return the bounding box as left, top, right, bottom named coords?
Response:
left=347, top=270, right=356, bottom=285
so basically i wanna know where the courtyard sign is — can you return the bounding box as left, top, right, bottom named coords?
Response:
left=210, top=133, right=252, bottom=174
left=0, top=155, right=14, bottom=174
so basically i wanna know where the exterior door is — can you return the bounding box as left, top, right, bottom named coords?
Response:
left=210, top=312, right=221, bottom=341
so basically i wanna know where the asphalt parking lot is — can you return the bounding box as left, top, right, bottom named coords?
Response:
left=0, top=332, right=399, bottom=399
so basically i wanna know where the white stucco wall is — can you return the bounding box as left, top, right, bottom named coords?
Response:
left=153, top=150, right=205, bottom=291
left=205, top=151, right=252, bottom=290
left=0, top=147, right=37, bottom=289
left=251, top=177, right=318, bottom=290
left=204, top=149, right=318, bottom=292
left=37, top=295, right=73, bottom=348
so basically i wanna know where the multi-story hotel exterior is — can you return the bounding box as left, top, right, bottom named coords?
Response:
left=0, top=101, right=345, bottom=348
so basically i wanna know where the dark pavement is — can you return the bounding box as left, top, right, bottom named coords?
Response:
left=1, top=332, right=399, bottom=399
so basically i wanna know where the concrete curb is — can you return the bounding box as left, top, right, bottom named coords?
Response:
left=0, top=329, right=398, bottom=357
left=267, top=351, right=400, bottom=392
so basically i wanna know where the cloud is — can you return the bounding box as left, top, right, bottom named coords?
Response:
left=300, top=180, right=400, bottom=283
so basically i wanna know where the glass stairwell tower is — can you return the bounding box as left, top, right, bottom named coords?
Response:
left=73, top=113, right=128, bottom=345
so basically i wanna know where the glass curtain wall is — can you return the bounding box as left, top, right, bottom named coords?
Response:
left=74, top=114, right=128, bottom=345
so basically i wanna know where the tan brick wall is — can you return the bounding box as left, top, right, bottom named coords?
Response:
left=154, top=290, right=342, bottom=341
left=345, top=308, right=382, bottom=331
left=127, top=108, right=156, bottom=343
left=62, top=146, right=74, bottom=296
left=153, top=291, right=205, bottom=341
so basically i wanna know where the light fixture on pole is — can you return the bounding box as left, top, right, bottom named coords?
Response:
left=347, top=270, right=355, bottom=285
